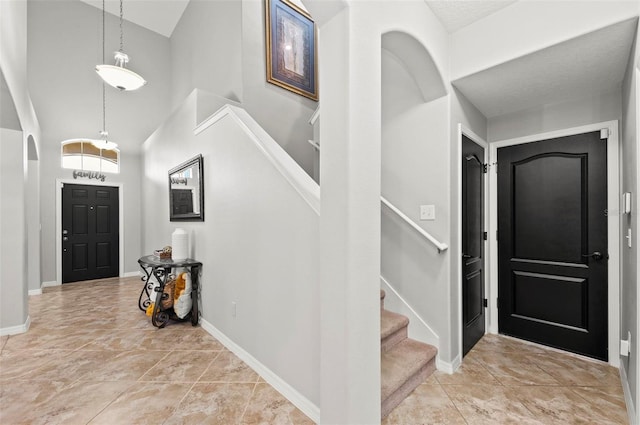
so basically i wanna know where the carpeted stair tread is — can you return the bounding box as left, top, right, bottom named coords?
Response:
left=381, top=309, right=409, bottom=341
left=381, top=338, right=437, bottom=402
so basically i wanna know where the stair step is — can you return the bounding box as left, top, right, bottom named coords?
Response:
left=381, top=338, right=437, bottom=418
left=381, top=309, right=409, bottom=352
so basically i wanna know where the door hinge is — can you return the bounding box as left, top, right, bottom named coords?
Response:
left=483, top=298, right=488, bottom=308
left=483, top=163, right=488, bottom=173
left=483, top=231, right=488, bottom=241
left=600, top=128, right=609, bottom=140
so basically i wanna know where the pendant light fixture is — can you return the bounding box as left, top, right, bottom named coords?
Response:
left=95, top=0, right=146, bottom=91
left=92, top=0, right=118, bottom=151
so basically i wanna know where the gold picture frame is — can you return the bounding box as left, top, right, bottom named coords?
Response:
left=265, top=0, right=318, bottom=101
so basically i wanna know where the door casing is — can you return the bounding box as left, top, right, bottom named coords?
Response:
left=488, top=121, right=620, bottom=367
left=56, top=179, right=124, bottom=285
left=457, top=125, right=490, bottom=363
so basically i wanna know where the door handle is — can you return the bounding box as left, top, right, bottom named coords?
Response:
left=462, top=254, right=472, bottom=259
left=582, top=251, right=604, bottom=261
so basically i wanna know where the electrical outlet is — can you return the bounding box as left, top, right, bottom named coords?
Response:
left=420, top=205, right=435, bottom=221
left=232, top=302, right=237, bottom=318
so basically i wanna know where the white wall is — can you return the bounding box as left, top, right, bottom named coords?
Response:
left=0, top=128, right=28, bottom=331
left=621, top=20, right=639, bottom=421
left=27, top=1, right=171, bottom=149
left=170, top=0, right=317, bottom=176
left=142, top=92, right=320, bottom=412
left=381, top=47, right=452, bottom=358
left=1, top=0, right=41, bottom=329
left=488, top=90, right=622, bottom=142
left=27, top=0, right=169, bottom=283
left=39, top=141, right=142, bottom=282
left=451, top=1, right=639, bottom=80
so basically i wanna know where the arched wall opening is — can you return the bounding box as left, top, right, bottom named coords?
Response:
left=380, top=29, right=454, bottom=363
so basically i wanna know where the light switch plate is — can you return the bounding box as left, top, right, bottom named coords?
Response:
left=420, top=205, right=435, bottom=221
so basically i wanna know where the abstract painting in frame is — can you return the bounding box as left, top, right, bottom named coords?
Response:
left=265, top=0, right=318, bottom=101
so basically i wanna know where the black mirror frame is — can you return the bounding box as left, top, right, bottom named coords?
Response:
left=169, top=154, right=204, bottom=222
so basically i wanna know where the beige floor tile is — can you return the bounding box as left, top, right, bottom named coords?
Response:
left=241, top=383, right=314, bottom=425
left=17, top=349, right=116, bottom=382
left=81, top=350, right=172, bottom=381
left=383, top=383, right=466, bottom=425
left=532, top=353, right=621, bottom=387
left=138, top=350, right=218, bottom=382
left=199, top=351, right=259, bottom=383
left=0, top=336, right=7, bottom=351
left=442, top=384, right=544, bottom=424
left=87, top=382, right=192, bottom=425
left=571, top=386, right=629, bottom=424
left=510, top=385, right=624, bottom=424
left=163, top=382, right=255, bottom=425
left=2, top=327, right=109, bottom=351
left=0, top=379, right=134, bottom=425
left=435, top=357, right=501, bottom=386
left=0, top=349, right=69, bottom=381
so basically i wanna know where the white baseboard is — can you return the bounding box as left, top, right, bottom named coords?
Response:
left=620, top=363, right=638, bottom=425
left=28, top=288, right=42, bottom=296
left=436, top=354, right=461, bottom=374
left=200, top=318, right=320, bottom=423
left=42, top=280, right=59, bottom=288
left=0, top=315, right=30, bottom=336
left=123, top=271, right=140, bottom=278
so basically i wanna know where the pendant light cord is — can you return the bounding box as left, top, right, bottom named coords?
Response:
left=102, top=0, right=106, bottom=135
left=119, top=0, right=124, bottom=53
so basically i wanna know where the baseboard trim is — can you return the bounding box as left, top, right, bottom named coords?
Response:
left=200, top=318, right=320, bottom=423
left=123, top=271, right=140, bottom=278
left=42, top=281, right=59, bottom=288
left=28, top=288, right=42, bottom=296
left=436, top=354, right=461, bottom=374
left=620, top=363, right=638, bottom=425
left=0, top=315, right=30, bottom=336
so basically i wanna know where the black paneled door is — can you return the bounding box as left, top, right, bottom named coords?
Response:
left=62, top=184, right=119, bottom=283
left=462, top=135, right=486, bottom=356
left=497, top=131, right=608, bottom=360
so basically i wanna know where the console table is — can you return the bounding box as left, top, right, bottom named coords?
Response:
left=138, top=255, right=202, bottom=328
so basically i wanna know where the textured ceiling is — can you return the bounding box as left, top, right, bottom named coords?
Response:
left=425, top=0, right=518, bottom=33
left=452, top=18, right=638, bottom=118
left=79, top=0, right=189, bottom=37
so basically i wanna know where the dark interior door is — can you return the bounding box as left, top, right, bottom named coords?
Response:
left=462, top=135, right=486, bottom=356
left=62, top=184, right=119, bottom=283
left=497, top=131, right=608, bottom=360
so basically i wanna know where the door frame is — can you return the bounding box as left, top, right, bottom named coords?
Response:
left=55, top=179, right=124, bottom=285
left=488, top=120, right=620, bottom=367
left=457, top=124, right=490, bottom=359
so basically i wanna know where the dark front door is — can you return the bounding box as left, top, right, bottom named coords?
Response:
left=62, top=184, right=119, bottom=283
left=462, top=135, right=486, bottom=356
left=171, top=189, right=194, bottom=215
left=497, top=131, right=608, bottom=360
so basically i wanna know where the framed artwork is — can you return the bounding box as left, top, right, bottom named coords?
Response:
left=265, top=0, right=318, bottom=101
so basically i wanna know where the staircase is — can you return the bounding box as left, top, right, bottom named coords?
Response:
left=381, top=289, right=437, bottom=418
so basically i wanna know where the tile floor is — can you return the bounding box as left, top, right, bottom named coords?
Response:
left=0, top=276, right=629, bottom=424
left=383, top=334, right=629, bottom=424
left=0, top=277, right=313, bottom=425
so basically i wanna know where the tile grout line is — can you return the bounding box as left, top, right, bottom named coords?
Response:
left=239, top=381, right=260, bottom=423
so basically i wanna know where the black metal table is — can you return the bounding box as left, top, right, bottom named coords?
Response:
left=138, top=255, right=202, bottom=328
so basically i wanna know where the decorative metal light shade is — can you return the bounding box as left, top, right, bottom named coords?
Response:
left=95, top=0, right=146, bottom=91
left=96, top=52, right=146, bottom=91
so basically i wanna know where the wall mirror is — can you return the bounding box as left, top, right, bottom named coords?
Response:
left=169, top=154, right=204, bottom=221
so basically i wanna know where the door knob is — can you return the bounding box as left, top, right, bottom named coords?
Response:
left=582, top=251, right=604, bottom=261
